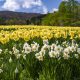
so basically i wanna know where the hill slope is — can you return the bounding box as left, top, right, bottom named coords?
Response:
left=0, top=11, right=45, bottom=25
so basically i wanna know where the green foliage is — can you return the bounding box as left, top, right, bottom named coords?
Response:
left=0, top=38, right=80, bottom=80
left=0, top=17, right=5, bottom=25
left=42, top=0, right=80, bottom=26
left=71, top=21, right=80, bottom=26
left=5, top=18, right=27, bottom=25
left=42, top=12, right=59, bottom=26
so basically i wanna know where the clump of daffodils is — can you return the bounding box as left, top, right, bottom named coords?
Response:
left=1, top=39, right=80, bottom=61
left=35, top=40, right=50, bottom=61
left=49, top=44, right=63, bottom=58
left=13, top=46, right=19, bottom=54
left=49, top=50, right=60, bottom=58
left=23, top=43, right=31, bottom=54
left=35, top=40, right=80, bottom=60
left=12, top=46, right=21, bottom=59
left=35, top=50, right=45, bottom=61
left=31, top=42, right=39, bottom=52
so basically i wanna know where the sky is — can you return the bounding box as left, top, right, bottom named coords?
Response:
left=0, top=0, right=62, bottom=14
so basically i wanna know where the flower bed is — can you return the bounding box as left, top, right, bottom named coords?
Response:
left=0, top=26, right=80, bottom=80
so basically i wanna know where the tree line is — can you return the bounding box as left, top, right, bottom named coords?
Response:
left=42, top=0, right=80, bottom=26
left=0, top=0, right=80, bottom=26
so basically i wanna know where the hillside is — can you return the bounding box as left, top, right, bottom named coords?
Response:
left=0, top=11, right=45, bottom=25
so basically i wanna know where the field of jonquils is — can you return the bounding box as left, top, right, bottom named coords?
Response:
left=0, top=25, right=80, bottom=80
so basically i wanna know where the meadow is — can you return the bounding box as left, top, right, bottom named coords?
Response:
left=0, top=25, right=80, bottom=80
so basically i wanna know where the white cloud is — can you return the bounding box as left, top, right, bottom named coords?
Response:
left=22, top=0, right=42, bottom=8
left=50, top=8, right=58, bottom=13
left=1, top=0, right=48, bottom=13
left=52, top=8, right=58, bottom=12
left=62, top=0, right=68, bottom=1
left=32, top=6, right=48, bottom=14
left=2, top=0, right=20, bottom=11
left=42, top=6, right=48, bottom=14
